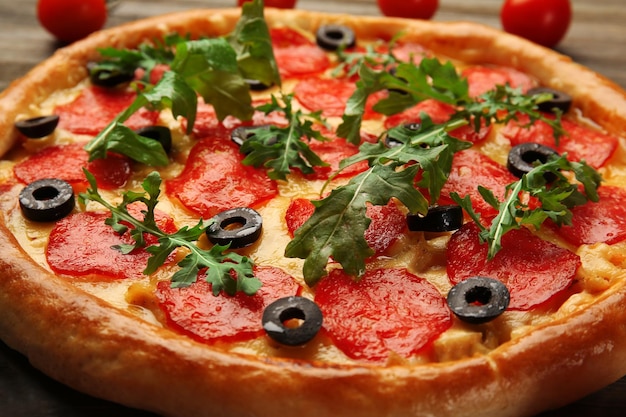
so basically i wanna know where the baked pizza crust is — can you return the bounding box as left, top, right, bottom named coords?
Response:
left=1, top=8, right=626, bottom=417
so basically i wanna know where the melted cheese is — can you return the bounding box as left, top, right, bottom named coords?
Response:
left=2, top=36, right=626, bottom=367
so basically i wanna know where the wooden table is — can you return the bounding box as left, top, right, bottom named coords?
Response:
left=1, top=1, right=625, bottom=416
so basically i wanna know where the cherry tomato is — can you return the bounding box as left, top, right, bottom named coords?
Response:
left=500, top=0, right=572, bottom=48
left=37, top=0, right=108, bottom=43
left=237, top=0, right=297, bottom=8
left=376, top=0, right=439, bottom=20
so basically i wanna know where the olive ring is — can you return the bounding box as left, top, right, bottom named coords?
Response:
left=315, top=24, right=356, bottom=51
left=15, top=115, right=60, bottom=139
left=527, top=87, right=573, bottom=114
left=507, top=142, right=559, bottom=180
left=262, top=296, right=323, bottom=346
left=407, top=205, right=464, bottom=232
left=447, top=277, right=510, bottom=324
left=206, top=207, right=263, bottom=248
left=19, top=178, right=75, bottom=222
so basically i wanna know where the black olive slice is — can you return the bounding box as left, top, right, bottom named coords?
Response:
left=135, top=126, right=172, bottom=153
left=19, top=178, right=75, bottom=222
left=447, top=277, right=510, bottom=325
left=262, top=296, right=323, bottom=346
left=87, top=62, right=135, bottom=88
left=407, top=205, right=464, bottom=232
left=245, top=79, right=273, bottom=91
left=315, top=24, right=356, bottom=51
left=507, top=142, right=559, bottom=179
left=206, top=207, right=263, bottom=248
left=527, top=87, right=573, bottom=114
left=14, top=115, right=60, bottom=139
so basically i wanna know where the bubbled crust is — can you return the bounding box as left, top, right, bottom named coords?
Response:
left=1, top=8, right=626, bottom=417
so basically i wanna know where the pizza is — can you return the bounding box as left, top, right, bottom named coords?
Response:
left=1, top=3, right=626, bottom=417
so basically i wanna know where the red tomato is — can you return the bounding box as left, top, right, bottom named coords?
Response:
left=377, top=0, right=439, bottom=20
left=237, top=0, right=297, bottom=8
left=37, top=0, right=108, bottom=43
left=500, top=0, right=572, bottom=48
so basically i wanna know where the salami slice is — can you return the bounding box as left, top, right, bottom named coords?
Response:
left=271, top=27, right=330, bottom=79
left=46, top=208, right=177, bottom=279
left=501, top=113, right=618, bottom=169
left=165, top=138, right=278, bottom=218
left=447, top=223, right=580, bottom=310
left=314, top=268, right=451, bottom=363
left=155, top=266, right=300, bottom=343
left=438, top=150, right=518, bottom=217
left=461, top=65, right=536, bottom=98
left=55, top=86, right=160, bottom=135
left=294, top=77, right=385, bottom=118
left=547, top=185, right=626, bottom=246
left=13, top=143, right=131, bottom=190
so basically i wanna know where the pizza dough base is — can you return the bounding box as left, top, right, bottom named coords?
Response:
left=1, top=8, right=626, bottom=417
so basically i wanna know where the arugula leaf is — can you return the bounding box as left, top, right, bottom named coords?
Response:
left=291, top=52, right=585, bottom=284
left=286, top=119, right=471, bottom=285
left=84, top=71, right=196, bottom=165
left=85, top=0, right=279, bottom=164
left=457, top=85, right=566, bottom=142
left=79, top=170, right=261, bottom=296
left=337, top=58, right=470, bottom=144
left=240, top=94, right=329, bottom=180
left=171, top=37, right=254, bottom=121
left=228, top=0, right=281, bottom=89
left=92, top=33, right=187, bottom=84
left=336, top=57, right=568, bottom=146
left=332, top=41, right=399, bottom=78
left=285, top=163, right=425, bottom=286
left=451, top=155, right=602, bottom=259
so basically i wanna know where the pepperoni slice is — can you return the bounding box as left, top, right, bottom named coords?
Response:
left=270, top=27, right=312, bottom=48
left=55, top=86, right=160, bottom=135
left=155, top=266, right=300, bottom=344
left=270, top=28, right=330, bottom=79
left=314, top=268, right=451, bottom=363
left=384, top=99, right=455, bottom=128
left=285, top=198, right=407, bottom=255
left=547, top=185, right=626, bottom=246
left=165, top=138, right=278, bottom=218
left=438, top=150, right=518, bottom=217
left=13, top=143, right=131, bottom=190
left=500, top=114, right=618, bottom=169
left=304, top=128, right=370, bottom=180
left=389, top=42, right=429, bottom=65
left=462, top=66, right=536, bottom=98
left=383, top=99, right=491, bottom=144
left=187, top=99, right=288, bottom=139
left=294, top=77, right=385, bottom=119
left=285, top=198, right=315, bottom=236
left=447, top=222, right=580, bottom=310
left=46, top=208, right=177, bottom=279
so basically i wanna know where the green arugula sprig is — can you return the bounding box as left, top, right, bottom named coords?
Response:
left=337, top=58, right=565, bottom=144
left=287, top=53, right=593, bottom=285
left=84, top=0, right=280, bottom=166
left=84, top=70, right=197, bottom=166
left=239, top=94, right=330, bottom=180
left=79, top=170, right=261, bottom=296
left=91, top=33, right=188, bottom=85
left=451, top=155, right=602, bottom=259
left=285, top=117, right=473, bottom=286
left=332, top=41, right=399, bottom=79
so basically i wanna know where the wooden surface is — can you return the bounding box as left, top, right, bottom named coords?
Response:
left=1, top=0, right=626, bottom=416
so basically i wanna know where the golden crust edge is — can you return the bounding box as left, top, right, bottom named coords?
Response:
left=0, top=7, right=625, bottom=417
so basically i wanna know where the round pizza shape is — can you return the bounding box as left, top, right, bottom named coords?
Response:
left=1, top=3, right=626, bottom=417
